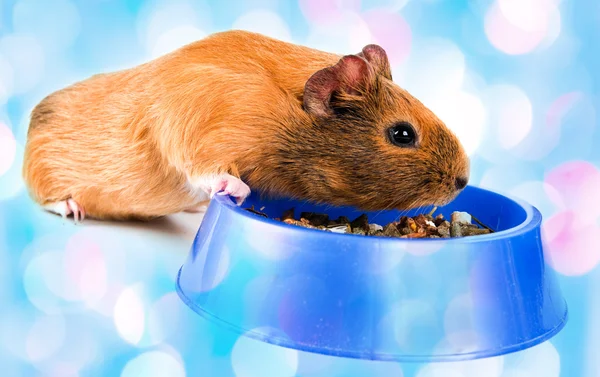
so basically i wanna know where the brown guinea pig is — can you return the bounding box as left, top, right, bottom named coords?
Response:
left=22, top=30, right=470, bottom=222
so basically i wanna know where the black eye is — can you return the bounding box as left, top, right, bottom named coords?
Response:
left=388, top=122, right=416, bottom=147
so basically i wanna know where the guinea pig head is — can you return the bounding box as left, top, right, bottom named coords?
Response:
left=265, top=45, right=470, bottom=211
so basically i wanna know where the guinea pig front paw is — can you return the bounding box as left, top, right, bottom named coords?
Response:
left=209, top=174, right=251, bottom=206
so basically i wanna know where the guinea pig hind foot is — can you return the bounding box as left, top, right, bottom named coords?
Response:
left=43, top=198, right=86, bottom=223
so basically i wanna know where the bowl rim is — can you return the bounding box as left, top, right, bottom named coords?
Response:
left=213, top=185, right=542, bottom=244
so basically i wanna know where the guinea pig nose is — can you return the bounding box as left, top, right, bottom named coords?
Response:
left=455, top=177, right=468, bottom=190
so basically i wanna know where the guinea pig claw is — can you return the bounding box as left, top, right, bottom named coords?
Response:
left=67, top=198, right=85, bottom=223
left=216, top=191, right=247, bottom=206
left=216, top=190, right=245, bottom=206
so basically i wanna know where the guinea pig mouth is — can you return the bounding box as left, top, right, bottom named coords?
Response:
left=432, top=191, right=460, bottom=207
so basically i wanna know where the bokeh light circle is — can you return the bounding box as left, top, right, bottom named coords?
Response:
left=245, top=228, right=298, bottom=260
left=232, top=10, right=292, bottom=43
left=113, top=284, right=146, bottom=345
left=502, top=341, right=560, bottom=377
left=546, top=92, right=583, bottom=132
left=0, top=34, right=45, bottom=94
left=542, top=210, right=600, bottom=276
left=417, top=355, right=504, bottom=377
left=484, top=0, right=561, bottom=54
left=64, top=232, right=108, bottom=306
left=147, top=292, right=184, bottom=345
left=377, top=299, right=438, bottom=352
left=367, top=248, right=406, bottom=274
left=121, top=350, right=186, bottom=377
left=12, top=0, right=81, bottom=52
left=363, top=0, right=410, bottom=11
left=401, top=38, right=466, bottom=99
left=443, top=294, right=479, bottom=353
left=295, top=350, right=335, bottom=376
left=23, top=250, right=75, bottom=314
left=0, top=140, right=24, bottom=200
left=0, top=122, right=16, bottom=177
left=539, top=6, right=562, bottom=49
left=299, top=0, right=361, bottom=26
left=151, top=25, right=206, bottom=58
left=231, top=329, right=298, bottom=377
left=508, top=180, right=564, bottom=221
left=0, top=55, right=14, bottom=104
left=140, top=0, right=209, bottom=59
left=497, top=0, right=556, bottom=32
left=427, top=90, right=485, bottom=156
left=25, top=314, right=66, bottom=363
left=486, top=84, right=533, bottom=149
left=479, top=164, right=539, bottom=194
left=416, top=364, right=466, bottom=377
left=362, top=9, right=412, bottom=65
left=325, top=357, right=405, bottom=377
left=305, top=10, right=371, bottom=55
left=545, top=160, right=600, bottom=225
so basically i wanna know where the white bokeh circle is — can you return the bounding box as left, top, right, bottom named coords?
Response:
left=305, top=10, right=371, bottom=55
left=232, top=10, right=292, bottom=43
left=113, top=284, right=146, bottom=346
left=417, top=355, right=504, bottom=377
left=151, top=25, right=206, bottom=59
left=121, top=350, right=186, bottom=377
left=502, top=341, right=560, bottom=377
left=22, top=250, right=76, bottom=314
left=485, top=84, right=533, bottom=150
left=0, top=34, right=45, bottom=94
left=0, top=140, right=24, bottom=201
left=427, top=90, right=486, bottom=156
left=147, top=292, right=183, bottom=345
left=0, top=54, right=14, bottom=104
left=138, top=0, right=208, bottom=59
left=12, top=0, right=81, bottom=52
left=231, top=329, right=298, bottom=377
left=484, top=0, right=561, bottom=55
left=0, top=122, right=16, bottom=177
left=509, top=180, right=564, bottom=221
left=401, top=38, right=466, bottom=100
left=25, top=314, right=66, bottom=363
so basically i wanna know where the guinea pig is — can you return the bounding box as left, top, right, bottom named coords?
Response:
left=22, top=30, right=470, bottom=222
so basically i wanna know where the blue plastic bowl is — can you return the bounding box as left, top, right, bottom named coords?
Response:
left=176, top=185, right=567, bottom=362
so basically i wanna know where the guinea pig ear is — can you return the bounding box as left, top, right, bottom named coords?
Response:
left=303, top=55, right=374, bottom=118
left=357, top=44, right=392, bottom=80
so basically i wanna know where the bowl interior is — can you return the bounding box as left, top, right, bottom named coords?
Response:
left=241, top=186, right=527, bottom=233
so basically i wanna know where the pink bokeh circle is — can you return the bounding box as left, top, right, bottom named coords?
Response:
left=542, top=210, right=600, bottom=276
left=484, top=2, right=548, bottom=55
left=545, top=160, right=600, bottom=226
left=362, top=9, right=412, bottom=65
left=299, top=0, right=361, bottom=25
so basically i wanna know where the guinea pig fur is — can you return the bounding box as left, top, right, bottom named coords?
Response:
left=22, top=30, right=470, bottom=221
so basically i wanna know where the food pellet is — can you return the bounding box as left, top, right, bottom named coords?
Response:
left=244, top=206, right=493, bottom=238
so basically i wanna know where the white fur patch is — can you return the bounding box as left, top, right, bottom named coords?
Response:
left=186, top=174, right=215, bottom=202
left=43, top=201, right=70, bottom=217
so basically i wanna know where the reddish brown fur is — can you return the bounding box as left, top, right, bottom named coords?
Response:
left=22, top=30, right=469, bottom=220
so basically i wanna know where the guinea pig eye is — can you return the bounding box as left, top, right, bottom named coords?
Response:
left=388, top=122, right=416, bottom=147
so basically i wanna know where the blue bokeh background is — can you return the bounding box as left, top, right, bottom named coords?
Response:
left=0, top=0, right=598, bottom=376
